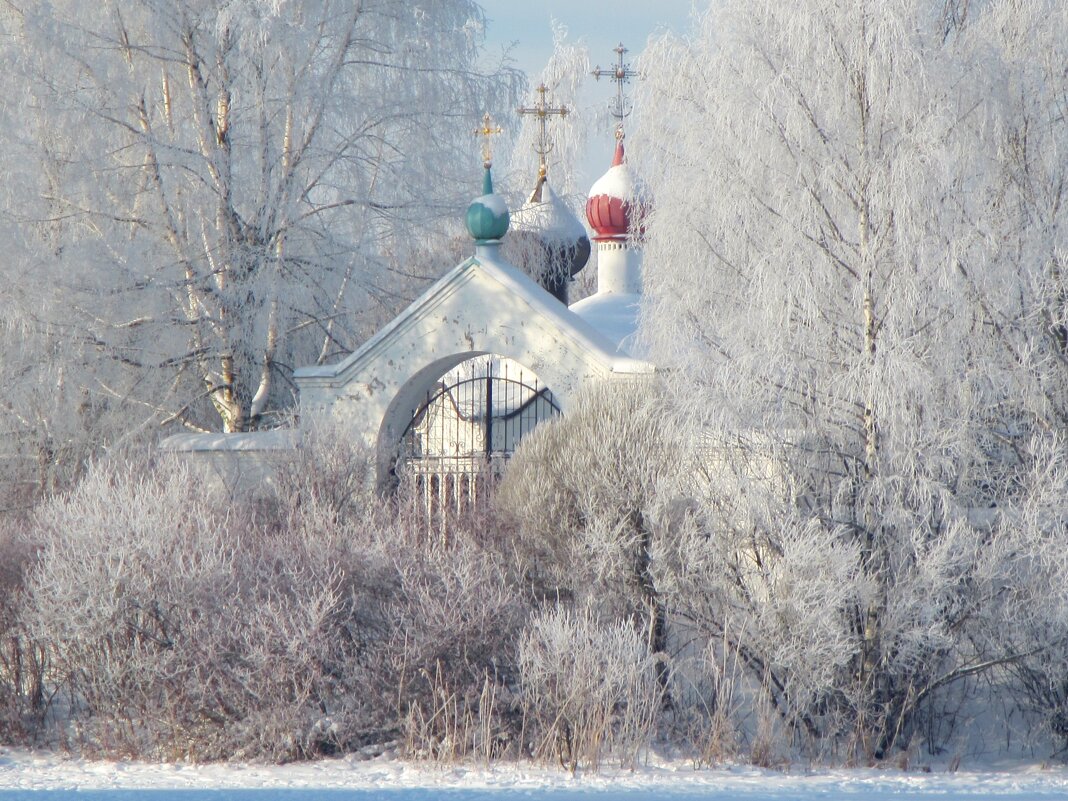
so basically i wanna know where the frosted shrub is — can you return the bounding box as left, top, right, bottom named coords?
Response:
left=986, top=438, right=1068, bottom=753
left=390, top=526, right=528, bottom=762
left=656, top=427, right=1016, bottom=761
left=497, top=381, right=686, bottom=702
left=267, top=420, right=380, bottom=529
left=18, top=443, right=531, bottom=763
left=518, top=607, right=661, bottom=771
left=655, top=473, right=863, bottom=757
left=24, top=455, right=367, bottom=761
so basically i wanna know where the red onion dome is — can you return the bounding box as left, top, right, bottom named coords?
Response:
left=585, top=139, right=648, bottom=241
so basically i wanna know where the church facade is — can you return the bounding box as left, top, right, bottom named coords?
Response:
left=294, top=137, right=654, bottom=491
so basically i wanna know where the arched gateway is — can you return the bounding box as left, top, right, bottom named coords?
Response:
left=394, top=355, right=559, bottom=522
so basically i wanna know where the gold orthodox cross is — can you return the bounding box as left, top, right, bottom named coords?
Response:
left=592, top=43, right=640, bottom=135
left=516, top=84, right=570, bottom=178
left=475, top=112, right=503, bottom=167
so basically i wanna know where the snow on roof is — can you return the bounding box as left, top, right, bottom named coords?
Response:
left=587, top=140, right=648, bottom=205
left=569, top=291, right=643, bottom=357
left=586, top=141, right=650, bottom=240
left=294, top=250, right=656, bottom=384
left=472, top=192, right=508, bottom=218
left=511, top=182, right=588, bottom=246
left=588, top=162, right=643, bottom=203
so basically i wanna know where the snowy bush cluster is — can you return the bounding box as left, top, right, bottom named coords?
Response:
left=498, top=385, right=1068, bottom=765
left=0, top=437, right=527, bottom=762
left=0, top=389, right=1065, bottom=766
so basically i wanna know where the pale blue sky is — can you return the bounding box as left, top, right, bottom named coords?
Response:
left=478, top=1, right=699, bottom=80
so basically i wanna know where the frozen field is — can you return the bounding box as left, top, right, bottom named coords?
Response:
left=2, top=750, right=1068, bottom=800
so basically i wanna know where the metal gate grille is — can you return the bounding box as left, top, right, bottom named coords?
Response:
left=396, top=357, right=559, bottom=533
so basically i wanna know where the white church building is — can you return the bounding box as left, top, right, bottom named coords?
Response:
left=165, top=123, right=656, bottom=510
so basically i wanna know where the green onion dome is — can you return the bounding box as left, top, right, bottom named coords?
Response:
left=466, top=166, right=510, bottom=243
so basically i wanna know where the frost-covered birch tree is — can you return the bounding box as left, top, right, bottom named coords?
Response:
left=632, top=0, right=1068, bottom=757
left=0, top=0, right=520, bottom=438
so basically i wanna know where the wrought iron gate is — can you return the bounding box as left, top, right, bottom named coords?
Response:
left=396, top=357, right=559, bottom=529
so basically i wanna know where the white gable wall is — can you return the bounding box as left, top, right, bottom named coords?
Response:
left=295, top=244, right=654, bottom=485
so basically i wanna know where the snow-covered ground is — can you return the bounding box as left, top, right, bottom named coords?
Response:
left=2, top=749, right=1068, bottom=800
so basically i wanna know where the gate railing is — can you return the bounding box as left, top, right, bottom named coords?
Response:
left=394, top=358, right=559, bottom=540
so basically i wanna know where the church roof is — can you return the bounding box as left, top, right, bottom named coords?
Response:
left=291, top=141, right=656, bottom=473
left=570, top=131, right=649, bottom=357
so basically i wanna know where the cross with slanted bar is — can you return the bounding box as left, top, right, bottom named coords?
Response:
left=516, top=84, right=570, bottom=178
left=592, top=43, right=640, bottom=134
left=475, top=112, right=503, bottom=167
